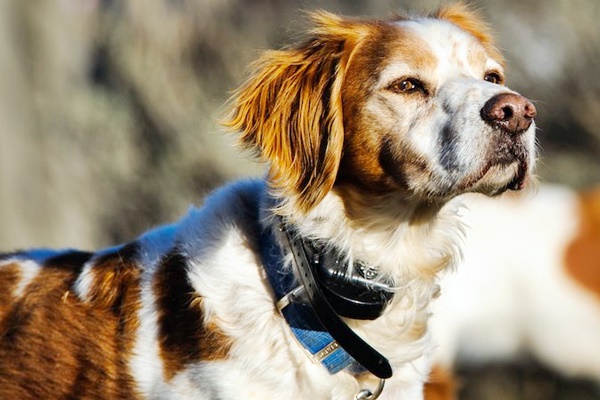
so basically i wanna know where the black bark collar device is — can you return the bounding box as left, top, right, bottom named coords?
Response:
left=287, top=227, right=395, bottom=321
left=259, top=218, right=394, bottom=379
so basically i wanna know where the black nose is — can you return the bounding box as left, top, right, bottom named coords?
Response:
left=481, top=93, right=537, bottom=134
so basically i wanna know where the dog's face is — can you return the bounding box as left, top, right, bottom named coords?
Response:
left=227, top=4, right=536, bottom=215
left=341, top=16, right=536, bottom=200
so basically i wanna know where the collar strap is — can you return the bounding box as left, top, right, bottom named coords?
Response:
left=289, top=229, right=394, bottom=320
left=260, top=219, right=393, bottom=379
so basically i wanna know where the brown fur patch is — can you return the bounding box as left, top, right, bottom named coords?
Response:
left=424, top=365, right=457, bottom=400
left=564, top=188, right=600, bottom=299
left=335, top=23, right=438, bottom=217
left=0, top=263, right=21, bottom=318
left=85, top=243, right=142, bottom=313
left=154, top=252, right=232, bottom=381
left=0, top=251, right=142, bottom=399
left=224, top=12, right=375, bottom=216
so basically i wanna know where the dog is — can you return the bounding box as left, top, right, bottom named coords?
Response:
left=428, top=184, right=600, bottom=399
left=0, top=5, right=536, bottom=399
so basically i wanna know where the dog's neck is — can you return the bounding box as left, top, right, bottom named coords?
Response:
left=261, top=188, right=466, bottom=374
left=280, top=190, right=464, bottom=284
left=260, top=217, right=395, bottom=378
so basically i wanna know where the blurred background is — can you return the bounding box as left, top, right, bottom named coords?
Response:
left=0, top=0, right=599, bottom=398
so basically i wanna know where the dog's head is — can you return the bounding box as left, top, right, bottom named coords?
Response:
left=226, top=4, right=536, bottom=216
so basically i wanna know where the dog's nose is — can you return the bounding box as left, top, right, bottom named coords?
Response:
left=481, top=93, right=537, bottom=134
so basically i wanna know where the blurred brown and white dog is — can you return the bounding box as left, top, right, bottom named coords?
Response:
left=429, top=184, right=600, bottom=398
left=0, top=5, right=536, bottom=399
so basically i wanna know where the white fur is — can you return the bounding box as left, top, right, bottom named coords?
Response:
left=4, top=258, right=41, bottom=299
left=129, top=225, right=179, bottom=398
left=73, top=261, right=95, bottom=301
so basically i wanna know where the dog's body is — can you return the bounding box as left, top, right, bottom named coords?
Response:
left=430, top=184, right=600, bottom=393
left=0, top=5, right=536, bottom=399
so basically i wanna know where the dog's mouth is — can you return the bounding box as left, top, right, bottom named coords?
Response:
left=465, top=151, right=530, bottom=196
left=504, top=160, right=529, bottom=191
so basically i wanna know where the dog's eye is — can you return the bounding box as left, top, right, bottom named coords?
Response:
left=387, top=78, right=427, bottom=95
left=484, top=71, right=503, bottom=85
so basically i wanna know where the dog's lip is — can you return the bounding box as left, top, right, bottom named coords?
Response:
left=461, top=132, right=533, bottom=195
left=461, top=156, right=529, bottom=194
left=505, top=159, right=529, bottom=191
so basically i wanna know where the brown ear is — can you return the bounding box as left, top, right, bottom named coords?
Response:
left=436, top=3, right=504, bottom=65
left=225, top=12, right=366, bottom=215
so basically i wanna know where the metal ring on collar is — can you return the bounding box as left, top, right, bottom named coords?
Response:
left=354, top=379, right=385, bottom=400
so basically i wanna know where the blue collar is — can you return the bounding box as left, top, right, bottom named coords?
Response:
left=260, top=223, right=361, bottom=374
left=259, top=220, right=393, bottom=378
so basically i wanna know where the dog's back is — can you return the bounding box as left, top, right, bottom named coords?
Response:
left=0, top=180, right=262, bottom=399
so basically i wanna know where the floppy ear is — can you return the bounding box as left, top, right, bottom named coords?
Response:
left=436, top=3, right=504, bottom=65
left=225, top=12, right=365, bottom=216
